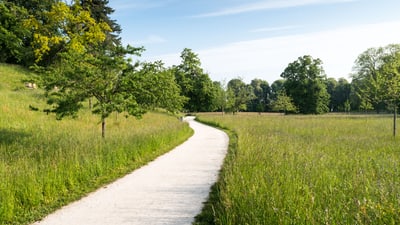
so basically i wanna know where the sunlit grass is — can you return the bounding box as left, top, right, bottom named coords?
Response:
left=0, top=64, right=193, bottom=224
left=196, top=113, right=400, bottom=225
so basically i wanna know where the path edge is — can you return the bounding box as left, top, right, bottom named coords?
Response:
left=193, top=116, right=237, bottom=225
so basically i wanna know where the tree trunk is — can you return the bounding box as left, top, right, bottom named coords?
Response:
left=102, top=118, right=106, bottom=138
left=89, top=98, right=92, bottom=110
left=394, top=104, right=397, bottom=137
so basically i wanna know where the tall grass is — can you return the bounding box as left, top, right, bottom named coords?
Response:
left=196, top=114, right=400, bottom=225
left=0, top=64, right=193, bottom=224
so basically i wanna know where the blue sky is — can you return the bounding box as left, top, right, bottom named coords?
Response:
left=109, top=0, right=400, bottom=83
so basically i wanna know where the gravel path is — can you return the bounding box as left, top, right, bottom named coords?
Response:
left=33, top=116, right=228, bottom=225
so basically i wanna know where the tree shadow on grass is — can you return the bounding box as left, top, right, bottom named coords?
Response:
left=0, top=128, right=30, bottom=145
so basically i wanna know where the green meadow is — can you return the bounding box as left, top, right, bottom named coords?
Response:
left=196, top=113, right=400, bottom=225
left=0, top=64, right=193, bottom=224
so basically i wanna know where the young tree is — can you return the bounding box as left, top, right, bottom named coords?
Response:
left=42, top=46, right=139, bottom=138
left=212, top=81, right=227, bottom=114
left=281, top=55, right=330, bottom=114
left=379, top=48, right=400, bottom=136
left=270, top=91, right=297, bottom=114
left=34, top=1, right=184, bottom=138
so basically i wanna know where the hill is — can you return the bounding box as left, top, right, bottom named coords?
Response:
left=0, top=63, right=193, bottom=224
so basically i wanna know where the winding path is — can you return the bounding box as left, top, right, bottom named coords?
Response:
left=33, top=116, right=228, bottom=225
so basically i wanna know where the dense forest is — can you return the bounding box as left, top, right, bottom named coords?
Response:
left=2, top=0, right=400, bottom=118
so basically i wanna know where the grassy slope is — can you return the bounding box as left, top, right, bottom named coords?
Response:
left=196, top=113, right=400, bottom=225
left=0, top=63, right=193, bottom=224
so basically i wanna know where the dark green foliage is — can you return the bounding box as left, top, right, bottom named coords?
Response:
left=174, top=48, right=218, bottom=112
left=326, top=77, right=351, bottom=112
left=270, top=79, right=285, bottom=101
left=11, top=0, right=57, bottom=12
left=81, top=0, right=122, bottom=47
left=270, top=90, right=297, bottom=113
left=41, top=45, right=185, bottom=138
left=42, top=46, right=136, bottom=137
left=248, top=79, right=270, bottom=112
left=227, top=78, right=255, bottom=113
left=352, top=47, right=389, bottom=112
left=0, top=2, right=32, bottom=64
left=352, top=44, right=400, bottom=113
left=126, top=61, right=186, bottom=113
left=212, top=81, right=229, bottom=113
left=6, top=0, right=60, bottom=66
left=281, top=55, right=330, bottom=114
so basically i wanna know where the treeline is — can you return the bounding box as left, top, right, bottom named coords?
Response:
left=2, top=0, right=400, bottom=122
left=173, top=46, right=400, bottom=115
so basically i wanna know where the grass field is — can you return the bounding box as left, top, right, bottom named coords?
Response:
left=0, top=64, right=193, bottom=224
left=196, top=113, right=400, bottom=225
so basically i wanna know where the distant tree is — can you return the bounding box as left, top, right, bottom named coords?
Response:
left=248, top=79, right=270, bottom=112
left=281, top=55, right=330, bottom=114
left=378, top=47, right=400, bottom=136
left=352, top=44, right=400, bottom=136
left=174, top=48, right=216, bottom=112
left=227, top=78, right=255, bottom=113
left=351, top=46, right=393, bottom=113
left=334, top=78, right=352, bottom=112
left=131, top=61, right=187, bottom=113
left=270, top=91, right=297, bottom=114
left=270, top=79, right=285, bottom=102
left=325, top=77, right=352, bottom=112
left=326, top=78, right=338, bottom=112
left=212, top=80, right=229, bottom=114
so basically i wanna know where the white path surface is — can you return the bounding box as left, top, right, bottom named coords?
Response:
left=33, top=117, right=228, bottom=225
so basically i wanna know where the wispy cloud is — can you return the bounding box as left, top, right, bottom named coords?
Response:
left=134, top=35, right=167, bottom=45
left=194, top=0, right=358, bottom=18
left=250, top=25, right=302, bottom=33
left=111, top=0, right=175, bottom=11
left=150, top=21, right=400, bottom=83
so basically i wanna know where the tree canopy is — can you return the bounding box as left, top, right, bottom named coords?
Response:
left=281, top=55, right=330, bottom=114
left=352, top=44, right=400, bottom=113
left=227, top=78, right=255, bottom=113
left=3, top=0, right=185, bottom=137
left=174, top=48, right=217, bottom=112
left=248, top=79, right=270, bottom=112
left=0, top=1, right=31, bottom=64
